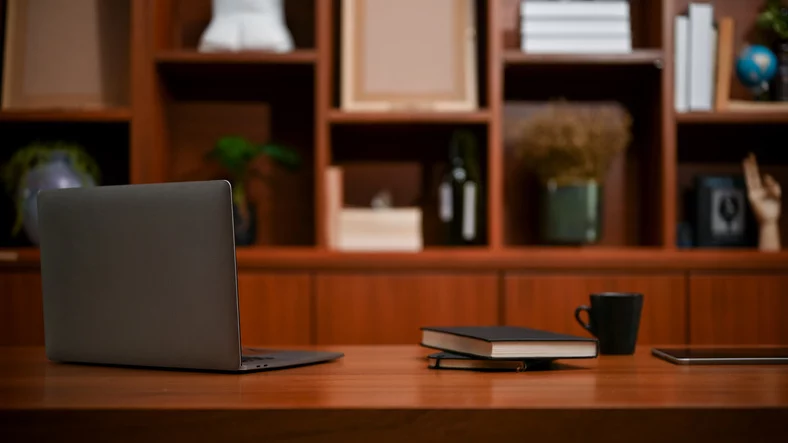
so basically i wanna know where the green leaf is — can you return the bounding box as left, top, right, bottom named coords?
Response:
left=259, top=144, right=301, bottom=169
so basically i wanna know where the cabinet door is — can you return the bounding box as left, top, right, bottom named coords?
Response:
left=0, top=270, right=44, bottom=345
left=689, top=274, right=788, bottom=345
left=504, top=274, right=687, bottom=345
left=315, top=273, right=499, bottom=344
left=237, top=272, right=312, bottom=346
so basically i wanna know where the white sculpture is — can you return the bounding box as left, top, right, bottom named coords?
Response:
left=198, top=0, right=294, bottom=53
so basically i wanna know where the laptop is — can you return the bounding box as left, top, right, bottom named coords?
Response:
left=36, top=180, right=343, bottom=373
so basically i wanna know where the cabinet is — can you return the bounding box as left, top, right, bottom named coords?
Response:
left=237, top=272, right=312, bottom=346
left=314, top=273, right=499, bottom=344
left=504, top=274, right=687, bottom=345
left=689, top=274, right=788, bottom=345
left=0, top=270, right=44, bottom=345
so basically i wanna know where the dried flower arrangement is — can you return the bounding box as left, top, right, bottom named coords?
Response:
left=516, top=101, right=632, bottom=185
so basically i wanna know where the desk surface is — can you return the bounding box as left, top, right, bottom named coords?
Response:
left=2, top=346, right=787, bottom=442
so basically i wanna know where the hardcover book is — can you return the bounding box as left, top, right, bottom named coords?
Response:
left=421, top=326, right=598, bottom=359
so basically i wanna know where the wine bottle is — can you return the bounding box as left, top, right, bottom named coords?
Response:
left=438, top=130, right=482, bottom=245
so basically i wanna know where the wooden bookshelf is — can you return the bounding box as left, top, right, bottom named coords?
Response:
left=2, top=0, right=788, bottom=348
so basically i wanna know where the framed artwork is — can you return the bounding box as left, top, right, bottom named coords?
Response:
left=694, top=175, right=757, bottom=248
left=2, top=0, right=129, bottom=109
left=341, top=0, right=478, bottom=112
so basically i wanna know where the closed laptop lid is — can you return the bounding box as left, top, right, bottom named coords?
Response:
left=37, top=180, right=242, bottom=371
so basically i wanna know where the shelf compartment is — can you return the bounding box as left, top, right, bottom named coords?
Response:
left=0, top=108, right=131, bottom=123
left=155, top=50, right=317, bottom=65
left=0, top=121, right=130, bottom=248
left=331, top=124, right=489, bottom=248
left=327, top=110, right=491, bottom=124
left=503, top=50, right=663, bottom=66
left=502, top=62, right=664, bottom=247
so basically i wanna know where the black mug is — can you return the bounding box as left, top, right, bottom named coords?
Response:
left=574, top=292, right=643, bottom=355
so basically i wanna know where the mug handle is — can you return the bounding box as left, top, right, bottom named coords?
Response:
left=574, top=305, right=593, bottom=334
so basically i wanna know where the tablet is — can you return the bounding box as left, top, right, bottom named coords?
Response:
left=652, top=347, right=788, bottom=365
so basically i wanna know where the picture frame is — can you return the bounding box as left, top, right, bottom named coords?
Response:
left=1, top=0, right=129, bottom=109
left=693, top=175, right=757, bottom=248
left=340, top=0, right=478, bottom=112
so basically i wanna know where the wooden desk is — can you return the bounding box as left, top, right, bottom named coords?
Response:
left=1, top=346, right=786, bottom=442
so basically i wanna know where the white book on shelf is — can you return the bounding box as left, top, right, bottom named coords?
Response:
left=521, top=1, right=630, bottom=20
left=522, top=20, right=631, bottom=37
left=522, top=38, right=632, bottom=54
left=674, top=15, right=689, bottom=113
left=688, top=3, right=713, bottom=111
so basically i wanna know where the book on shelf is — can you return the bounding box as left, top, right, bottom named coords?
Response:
left=520, top=0, right=632, bottom=54
left=675, top=3, right=721, bottom=112
left=421, top=326, right=598, bottom=359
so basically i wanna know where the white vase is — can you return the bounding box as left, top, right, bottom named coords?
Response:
left=198, top=0, right=294, bottom=53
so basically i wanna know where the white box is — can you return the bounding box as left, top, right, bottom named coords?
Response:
left=336, top=208, right=423, bottom=252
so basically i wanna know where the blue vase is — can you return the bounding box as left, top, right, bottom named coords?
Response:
left=18, top=152, right=95, bottom=244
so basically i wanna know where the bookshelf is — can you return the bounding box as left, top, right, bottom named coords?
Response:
left=1, top=0, right=787, bottom=263
left=2, top=0, right=788, bottom=349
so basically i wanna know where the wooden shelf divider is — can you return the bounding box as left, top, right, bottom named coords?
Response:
left=0, top=108, right=132, bottom=123
left=327, top=109, right=491, bottom=124
left=155, top=50, right=318, bottom=65
left=676, top=110, right=788, bottom=124
left=503, top=49, right=664, bottom=66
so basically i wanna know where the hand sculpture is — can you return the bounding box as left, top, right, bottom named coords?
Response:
left=198, top=0, right=294, bottom=53
left=742, top=153, right=782, bottom=251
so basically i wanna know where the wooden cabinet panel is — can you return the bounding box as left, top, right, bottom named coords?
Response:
left=237, top=272, right=312, bottom=346
left=0, top=270, right=44, bottom=346
left=689, top=274, right=788, bottom=345
left=315, top=273, right=499, bottom=345
left=504, top=274, right=687, bottom=345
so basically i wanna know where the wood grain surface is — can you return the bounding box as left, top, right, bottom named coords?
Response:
left=237, top=272, right=312, bottom=346
left=504, top=273, right=688, bottom=345
left=1, top=346, right=786, bottom=442
left=0, top=271, right=43, bottom=346
left=314, top=273, right=499, bottom=344
left=689, top=273, right=788, bottom=345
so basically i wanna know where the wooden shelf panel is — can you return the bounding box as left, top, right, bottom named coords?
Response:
left=503, top=49, right=663, bottom=66
left=676, top=111, right=788, bottom=124
left=5, top=247, right=788, bottom=271
left=0, top=108, right=131, bottom=123
left=155, top=50, right=317, bottom=65
left=327, top=110, right=491, bottom=124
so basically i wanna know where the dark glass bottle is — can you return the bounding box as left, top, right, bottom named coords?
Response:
left=439, top=130, right=482, bottom=245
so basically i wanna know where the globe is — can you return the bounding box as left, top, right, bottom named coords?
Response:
left=735, top=44, right=778, bottom=88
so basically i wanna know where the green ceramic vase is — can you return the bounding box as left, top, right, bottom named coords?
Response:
left=540, top=179, right=603, bottom=244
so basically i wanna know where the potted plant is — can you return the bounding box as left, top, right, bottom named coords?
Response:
left=1, top=142, right=100, bottom=245
left=207, top=135, right=300, bottom=245
left=757, top=0, right=788, bottom=100
left=516, top=101, right=631, bottom=244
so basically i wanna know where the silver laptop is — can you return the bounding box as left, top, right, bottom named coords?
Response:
left=37, top=180, right=343, bottom=373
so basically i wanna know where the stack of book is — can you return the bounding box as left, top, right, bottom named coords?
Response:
left=520, top=0, right=632, bottom=54
left=420, top=326, right=598, bottom=372
left=674, top=3, right=717, bottom=112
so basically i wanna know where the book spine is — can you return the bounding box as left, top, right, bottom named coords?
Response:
left=521, top=1, right=630, bottom=20
left=522, top=38, right=632, bottom=54
left=522, top=20, right=631, bottom=37
left=674, top=15, right=689, bottom=113
left=688, top=3, right=714, bottom=111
